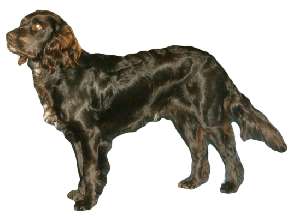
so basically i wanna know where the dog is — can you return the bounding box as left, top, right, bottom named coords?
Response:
left=6, top=10, right=287, bottom=211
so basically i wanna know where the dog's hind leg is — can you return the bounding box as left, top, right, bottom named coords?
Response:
left=172, top=115, right=210, bottom=189
left=208, top=123, right=244, bottom=193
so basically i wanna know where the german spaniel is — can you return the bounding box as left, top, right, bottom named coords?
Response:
left=7, top=10, right=287, bottom=211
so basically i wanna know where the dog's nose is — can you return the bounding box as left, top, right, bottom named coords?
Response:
left=6, top=31, right=16, bottom=42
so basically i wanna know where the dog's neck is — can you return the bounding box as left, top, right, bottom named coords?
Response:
left=27, top=59, right=55, bottom=78
left=27, top=59, right=42, bottom=73
left=27, top=59, right=63, bottom=87
left=27, top=50, right=87, bottom=77
left=27, top=59, right=55, bottom=106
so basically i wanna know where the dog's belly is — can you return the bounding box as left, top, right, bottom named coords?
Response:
left=92, top=98, right=166, bottom=138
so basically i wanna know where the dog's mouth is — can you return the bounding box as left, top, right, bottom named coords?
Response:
left=7, top=42, right=35, bottom=65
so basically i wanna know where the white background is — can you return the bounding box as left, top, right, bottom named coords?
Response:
left=0, top=0, right=299, bottom=215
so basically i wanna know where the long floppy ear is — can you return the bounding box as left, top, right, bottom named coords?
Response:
left=42, top=25, right=81, bottom=73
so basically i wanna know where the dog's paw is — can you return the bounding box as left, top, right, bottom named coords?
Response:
left=67, top=190, right=84, bottom=202
left=220, top=181, right=239, bottom=193
left=178, top=177, right=205, bottom=189
left=74, top=199, right=96, bottom=211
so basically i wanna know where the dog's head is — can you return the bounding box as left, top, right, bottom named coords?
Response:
left=6, top=10, right=81, bottom=72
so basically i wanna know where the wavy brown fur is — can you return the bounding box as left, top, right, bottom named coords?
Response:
left=6, top=10, right=287, bottom=211
left=42, top=25, right=81, bottom=73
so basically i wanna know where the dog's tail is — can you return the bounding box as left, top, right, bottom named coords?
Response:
left=225, top=81, right=287, bottom=152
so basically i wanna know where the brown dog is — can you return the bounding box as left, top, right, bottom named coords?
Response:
left=7, top=10, right=287, bottom=210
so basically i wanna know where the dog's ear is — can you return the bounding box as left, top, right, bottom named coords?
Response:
left=42, top=25, right=81, bottom=73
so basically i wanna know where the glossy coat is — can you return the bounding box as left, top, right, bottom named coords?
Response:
left=7, top=10, right=287, bottom=211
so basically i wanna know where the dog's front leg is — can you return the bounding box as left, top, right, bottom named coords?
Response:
left=67, top=140, right=85, bottom=202
left=74, top=136, right=112, bottom=211
left=62, top=129, right=85, bottom=202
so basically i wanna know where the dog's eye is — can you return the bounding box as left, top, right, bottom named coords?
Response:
left=32, top=23, right=43, bottom=31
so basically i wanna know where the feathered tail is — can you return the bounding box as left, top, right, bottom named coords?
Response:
left=226, top=82, right=287, bottom=152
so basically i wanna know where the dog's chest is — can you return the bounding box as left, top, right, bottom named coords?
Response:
left=28, top=61, right=61, bottom=124
left=29, top=61, right=45, bottom=85
left=31, top=66, right=50, bottom=99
